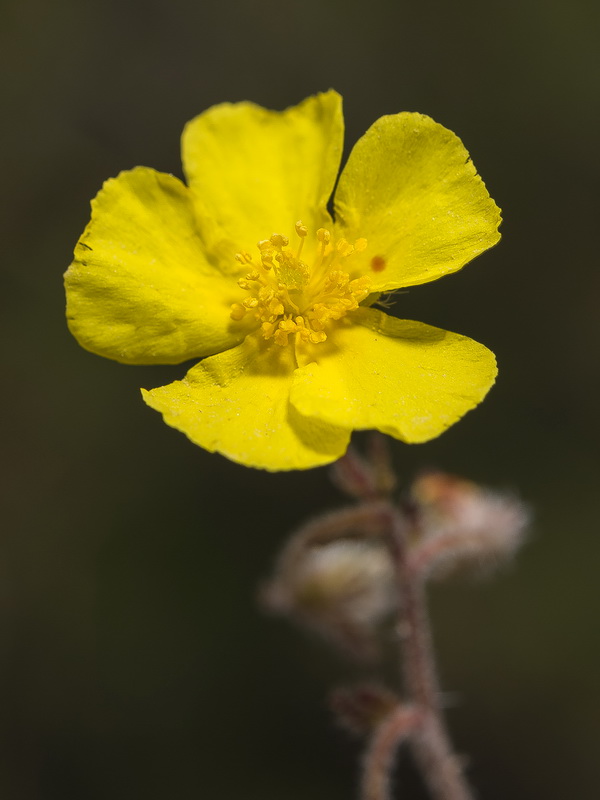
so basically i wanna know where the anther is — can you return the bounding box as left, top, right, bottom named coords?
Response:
left=270, top=233, right=289, bottom=249
left=295, top=221, right=308, bottom=238
left=258, top=287, right=274, bottom=302
left=295, top=220, right=309, bottom=258
left=261, top=321, right=277, bottom=338
left=316, top=228, right=331, bottom=244
left=336, top=239, right=354, bottom=257
left=230, top=303, right=247, bottom=320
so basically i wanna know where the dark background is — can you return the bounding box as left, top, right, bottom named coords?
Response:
left=2, top=0, right=599, bottom=797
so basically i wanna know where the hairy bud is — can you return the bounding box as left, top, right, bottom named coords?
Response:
left=262, top=539, right=398, bottom=659
left=409, top=473, right=529, bottom=580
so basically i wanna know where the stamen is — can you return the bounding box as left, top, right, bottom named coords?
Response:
left=230, top=303, right=247, bottom=320
left=336, top=239, right=354, bottom=257
left=230, top=224, right=371, bottom=346
left=261, top=253, right=274, bottom=270
left=295, top=220, right=308, bottom=238
left=234, top=251, right=254, bottom=265
left=295, top=220, right=308, bottom=259
left=270, top=233, right=289, bottom=249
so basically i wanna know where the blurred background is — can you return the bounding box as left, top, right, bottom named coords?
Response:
left=2, top=0, right=599, bottom=797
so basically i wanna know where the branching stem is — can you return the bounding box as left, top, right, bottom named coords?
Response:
left=361, top=705, right=422, bottom=800
left=362, top=505, right=475, bottom=800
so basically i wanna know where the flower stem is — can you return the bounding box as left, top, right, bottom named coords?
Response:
left=361, top=705, right=421, bottom=800
left=367, top=506, right=475, bottom=800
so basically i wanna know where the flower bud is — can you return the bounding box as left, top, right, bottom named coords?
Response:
left=262, top=539, right=398, bottom=659
left=409, top=473, right=529, bottom=580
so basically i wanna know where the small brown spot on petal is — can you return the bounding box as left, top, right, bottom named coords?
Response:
left=370, top=255, right=386, bottom=272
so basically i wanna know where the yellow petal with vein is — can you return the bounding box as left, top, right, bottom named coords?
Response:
left=291, top=308, right=497, bottom=442
left=142, top=336, right=350, bottom=471
left=334, top=113, right=501, bottom=292
left=65, top=168, right=244, bottom=365
left=182, top=91, right=343, bottom=263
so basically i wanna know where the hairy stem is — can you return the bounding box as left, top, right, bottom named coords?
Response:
left=361, top=705, right=421, bottom=800
left=364, top=506, right=474, bottom=800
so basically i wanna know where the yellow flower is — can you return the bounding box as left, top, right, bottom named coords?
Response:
left=64, top=91, right=501, bottom=471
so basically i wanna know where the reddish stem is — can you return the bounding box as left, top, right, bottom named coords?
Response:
left=363, top=505, right=474, bottom=800
left=361, top=705, right=421, bottom=800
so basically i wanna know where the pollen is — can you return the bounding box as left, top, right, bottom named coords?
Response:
left=230, top=222, right=371, bottom=346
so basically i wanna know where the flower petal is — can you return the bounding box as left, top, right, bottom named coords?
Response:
left=334, top=113, right=501, bottom=292
left=65, top=168, right=245, bottom=365
left=181, top=91, right=343, bottom=261
left=142, top=336, right=350, bottom=471
left=290, top=308, right=497, bottom=443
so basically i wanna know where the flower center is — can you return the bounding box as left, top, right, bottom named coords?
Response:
left=230, top=222, right=371, bottom=346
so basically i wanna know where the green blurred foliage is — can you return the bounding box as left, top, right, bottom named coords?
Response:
left=1, top=0, right=599, bottom=797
